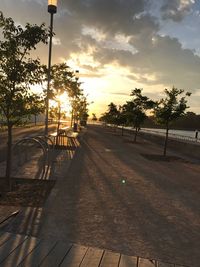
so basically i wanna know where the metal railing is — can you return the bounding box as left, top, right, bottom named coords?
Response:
left=140, top=128, right=200, bottom=144
left=105, top=124, right=200, bottom=145
left=0, top=210, right=19, bottom=225
left=13, top=134, right=53, bottom=179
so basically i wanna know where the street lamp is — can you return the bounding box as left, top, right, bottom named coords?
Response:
left=45, top=0, right=58, bottom=136
left=70, top=70, right=80, bottom=128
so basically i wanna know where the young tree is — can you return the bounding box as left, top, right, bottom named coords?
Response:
left=0, top=12, right=49, bottom=189
left=123, top=88, right=154, bottom=142
left=108, top=103, right=120, bottom=125
left=31, top=95, right=45, bottom=126
left=154, top=87, right=191, bottom=156
left=69, top=79, right=84, bottom=128
left=46, top=63, right=83, bottom=131
left=74, top=96, right=89, bottom=127
left=91, top=113, right=97, bottom=123
left=99, top=102, right=120, bottom=130
left=116, top=105, right=128, bottom=136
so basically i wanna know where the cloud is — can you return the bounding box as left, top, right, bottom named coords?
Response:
left=161, top=0, right=195, bottom=21
left=131, top=34, right=200, bottom=91
left=91, top=33, right=200, bottom=92
left=52, top=37, right=61, bottom=46
left=110, top=92, right=131, bottom=96
left=2, top=0, right=200, bottom=112
left=59, top=0, right=147, bottom=37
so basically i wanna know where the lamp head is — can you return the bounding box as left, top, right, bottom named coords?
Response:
left=48, top=0, right=57, bottom=14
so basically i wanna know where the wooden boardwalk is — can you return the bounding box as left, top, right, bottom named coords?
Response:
left=0, top=231, right=185, bottom=267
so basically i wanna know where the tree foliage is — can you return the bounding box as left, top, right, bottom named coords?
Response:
left=154, top=87, right=191, bottom=125
left=76, top=96, right=89, bottom=126
left=100, top=102, right=120, bottom=125
left=45, top=63, right=80, bottom=99
left=92, top=113, right=97, bottom=122
left=45, top=63, right=89, bottom=129
left=0, top=12, right=49, bottom=188
left=100, top=90, right=154, bottom=139
left=0, top=13, right=48, bottom=125
left=122, top=88, right=154, bottom=142
left=154, top=87, right=191, bottom=155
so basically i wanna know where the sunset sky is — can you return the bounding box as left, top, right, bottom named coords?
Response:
left=1, top=0, right=200, bottom=117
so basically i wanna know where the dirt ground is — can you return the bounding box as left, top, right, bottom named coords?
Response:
left=1, top=125, right=200, bottom=267
left=0, top=178, right=55, bottom=207
left=37, top=125, right=200, bottom=267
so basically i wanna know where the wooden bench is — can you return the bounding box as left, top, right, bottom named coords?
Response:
left=66, top=131, right=79, bottom=139
left=49, top=127, right=78, bottom=147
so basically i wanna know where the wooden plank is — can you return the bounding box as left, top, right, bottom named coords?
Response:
left=60, top=244, right=88, bottom=267
left=0, top=234, right=27, bottom=263
left=0, top=236, right=40, bottom=267
left=80, top=247, right=104, bottom=267
left=39, top=241, right=72, bottom=267
left=0, top=232, right=14, bottom=247
left=119, top=254, right=137, bottom=267
left=99, top=250, right=120, bottom=267
left=18, top=239, right=57, bottom=266
left=138, top=258, right=156, bottom=267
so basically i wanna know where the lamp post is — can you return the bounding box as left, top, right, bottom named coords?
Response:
left=45, top=0, right=58, bottom=136
left=70, top=70, right=79, bottom=128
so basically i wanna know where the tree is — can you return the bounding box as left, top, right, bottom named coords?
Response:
left=103, top=103, right=120, bottom=125
left=44, top=63, right=80, bottom=134
left=75, top=96, right=89, bottom=127
left=123, top=88, right=154, bottom=142
left=46, top=63, right=84, bottom=129
left=0, top=12, right=49, bottom=189
left=91, top=113, right=97, bottom=123
left=46, top=63, right=88, bottom=132
left=154, top=87, right=191, bottom=156
left=116, top=105, right=129, bottom=136
left=31, top=95, right=45, bottom=126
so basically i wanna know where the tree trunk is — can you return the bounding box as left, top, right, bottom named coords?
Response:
left=56, top=103, right=61, bottom=146
left=5, top=123, right=12, bottom=191
left=164, top=124, right=169, bottom=156
left=121, top=126, right=124, bottom=136
left=134, top=127, right=138, bottom=143
left=34, top=114, right=37, bottom=126
left=70, top=109, right=74, bottom=127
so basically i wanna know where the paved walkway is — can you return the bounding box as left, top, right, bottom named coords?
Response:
left=1, top=125, right=200, bottom=266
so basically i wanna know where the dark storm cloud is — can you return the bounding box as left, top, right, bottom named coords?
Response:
left=160, top=0, right=194, bottom=22
left=59, top=0, right=147, bottom=36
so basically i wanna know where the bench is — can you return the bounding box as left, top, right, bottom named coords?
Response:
left=66, top=131, right=79, bottom=139
left=49, top=127, right=78, bottom=147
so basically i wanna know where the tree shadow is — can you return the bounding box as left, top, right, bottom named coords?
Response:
left=68, top=125, right=200, bottom=266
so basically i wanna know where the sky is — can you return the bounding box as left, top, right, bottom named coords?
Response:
left=1, top=0, right=200, bottom=116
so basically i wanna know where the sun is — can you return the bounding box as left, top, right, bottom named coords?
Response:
left=50, top=92, right=72, bottom=117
